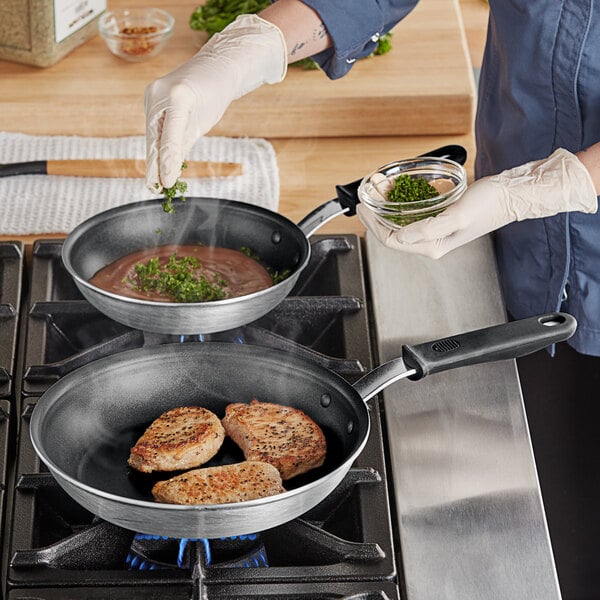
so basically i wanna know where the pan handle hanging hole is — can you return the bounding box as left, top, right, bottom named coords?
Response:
left=320, top=393, right=331, bottom=407
left=539, top=314, right=566, bottom=326
left=347, top=421, right=354, bottom=434
left=271, top=231, right=282, bottom=244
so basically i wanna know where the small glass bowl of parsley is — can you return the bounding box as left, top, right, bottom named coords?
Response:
left=358, top=156, right=467, bottom=228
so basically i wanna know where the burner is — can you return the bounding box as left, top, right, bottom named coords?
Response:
left=3, top=236, right=401, bottom=599
left=200, top=536, right=269, bottom=569
left=126, top=535, right=195, bottom=571
left=126, top=534, right=269, bottom=571
left=7, top=398, right=397, bottom=594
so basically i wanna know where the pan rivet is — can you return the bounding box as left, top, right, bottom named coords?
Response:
left=347, top=421, right=354, bottom=434
left=271, top=231, right=282, bottom=244
left=320, top=394, right=331, bottom=407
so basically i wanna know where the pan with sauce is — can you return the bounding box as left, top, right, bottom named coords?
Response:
left=89, top=244, right=273, bottom=303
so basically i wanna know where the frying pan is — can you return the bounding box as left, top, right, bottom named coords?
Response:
left=30, top=311, right=575, bottom=539
left=61, top=145, right=467, bottom=334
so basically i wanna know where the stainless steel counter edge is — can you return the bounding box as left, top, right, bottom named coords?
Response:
left=365, top=232, right=562, bottom=600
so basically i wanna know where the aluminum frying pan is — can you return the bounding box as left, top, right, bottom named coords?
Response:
left=61, top=145, right=467, bottom=334
left=29, top=312, right=575, bottom=539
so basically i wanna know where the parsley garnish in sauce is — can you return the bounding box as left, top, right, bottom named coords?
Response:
left=126, top=253, right=228, bottom=302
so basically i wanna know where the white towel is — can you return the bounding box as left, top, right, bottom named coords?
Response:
left=0, top=132, right=279, bottom=234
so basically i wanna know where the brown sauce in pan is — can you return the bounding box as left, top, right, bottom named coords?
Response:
left=89, top=244, right=273, bottom=303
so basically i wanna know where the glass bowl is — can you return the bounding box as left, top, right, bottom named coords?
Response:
left=358, top=156, right=467, bottom=228
left=98, top=8, right=175, bottom=62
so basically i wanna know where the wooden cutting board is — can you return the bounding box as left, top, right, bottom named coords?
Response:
left=0, top=0, right=476, bottom=138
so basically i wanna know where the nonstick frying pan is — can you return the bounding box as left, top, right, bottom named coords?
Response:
left=61, top=145, right=467, bottom=334
left=30, top=312, right=576, bottom=539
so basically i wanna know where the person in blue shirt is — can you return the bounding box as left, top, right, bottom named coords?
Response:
left=144, top=0, right=600, bottom=359
left=144, top=3, right=600, bottom=596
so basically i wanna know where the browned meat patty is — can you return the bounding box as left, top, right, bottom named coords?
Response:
left=152, top=460, right=285, bottom=505
left=222, top=399, right=327, bottom=480
left=128, top=406, right=225, bottom=473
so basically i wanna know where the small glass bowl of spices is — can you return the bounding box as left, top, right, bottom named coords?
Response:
left=358, top=156, right=467, bottom=229
left=99, top=8, right=175, bottom=62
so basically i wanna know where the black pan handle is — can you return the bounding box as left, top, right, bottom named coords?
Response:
left=402, top=312, right=577, bottom=380
left=335, top=144, right=468, bottom=216
left=353, top=312, right=576, bottom=402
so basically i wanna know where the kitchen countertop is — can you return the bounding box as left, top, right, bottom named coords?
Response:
left=366, top=234, right=562, bottom=600
left=0, top=0, right=475, bottom=139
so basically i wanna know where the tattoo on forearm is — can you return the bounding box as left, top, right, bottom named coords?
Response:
left=313, top=23, right=327, bottom=41
left=290, top=22, right=327, bottom=57
left=290, top=41, right=306, bottom=56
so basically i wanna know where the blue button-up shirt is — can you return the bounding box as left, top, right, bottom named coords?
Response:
left=305, top=0, right=600, bottom=356
left=302, top=0, right=419, bottom=79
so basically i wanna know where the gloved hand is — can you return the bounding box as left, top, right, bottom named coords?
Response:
left=145, top=14, right=287, bottom=191
left=357, top=148, right=598, bottom=259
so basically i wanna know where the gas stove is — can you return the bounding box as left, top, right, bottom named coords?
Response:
left=0, top=237, right=402, bottom=600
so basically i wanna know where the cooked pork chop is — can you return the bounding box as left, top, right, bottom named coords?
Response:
left=152, top=460, right=285, bottom=504
left=222, top=399, right=327, bottom=480
left=128, top=406, right=225, bottom=473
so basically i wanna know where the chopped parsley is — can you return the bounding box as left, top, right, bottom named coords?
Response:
left=373, top=32, right=393, bottom=56
left=240, top=246, right=259, bottom=261
left=189, top=0, right=270, bottom=36
left=383, top=205, right=447, bottom=227
left=271, top=268, right=292, bottom=285
left=387, top=174, right=439, bottom=204
left=156, top=163, right=188, bottom=214
left=240, top=246, right=291, bottom=285
left=382, top=174, right=444, bottom=226
left=124, top=253, right=228, bottom=302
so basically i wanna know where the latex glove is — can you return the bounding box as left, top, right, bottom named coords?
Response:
left=357, top=148, right=598, bottom=259
left=145, top=14, right=287, bottom=191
